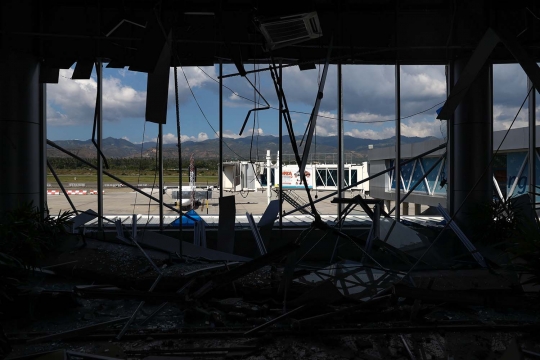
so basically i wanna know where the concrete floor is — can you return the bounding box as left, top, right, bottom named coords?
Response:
left=47, top=187, right=356, bottom=216
left=46, top=187, right=431, bottom=217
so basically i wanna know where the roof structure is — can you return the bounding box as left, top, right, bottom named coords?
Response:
left=3, top=0, right=540, bottom=75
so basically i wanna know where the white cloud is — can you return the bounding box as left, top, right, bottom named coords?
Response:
left=122, top=136, right=130, bottom=141
left=306, top=109, right=444, bottom=140
left=217, top=128, right=264, bottom=139
left=163, top=133, right=178, bottom=144
left=158, top=132, right=209, bottom=144
left=344, top=119, right=445, bottom=140
left=345, top=128, right=395, bottom=140
left=224, top=92, right=254, bottom=108
left=400, top=120, right=446, bottom=138
left=346, top=112, right=391, bottom=125
left=47, top=68, right=146, bottom=126
left=47, top=65, right=216, bottom=127
left=196, top=132, right=209, bottom=141
left=314, top=111, right=337, bottom=136
left=493, top=104, right=528, bottom=131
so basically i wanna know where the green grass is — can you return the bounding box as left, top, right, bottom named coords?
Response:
left=47, top=174, right=218, bottom=186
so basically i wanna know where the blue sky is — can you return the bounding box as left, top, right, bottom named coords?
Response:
left=46, top=63, right=538, bottom=145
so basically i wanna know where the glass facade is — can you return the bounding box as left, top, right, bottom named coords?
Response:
left=504, top=151, right=540, bottom=201
left=388, top=151, right=540, bottom=202
left=389, top=157, right=447, bottom=195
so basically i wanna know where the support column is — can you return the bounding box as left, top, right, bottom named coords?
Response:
left=96, top=60, right=104, bottom=229
left=219, top=60, right=223, bottom=199
left=529, top=77, right=536, bottom=205
left=278, top=62, right=283, bottom=229
left=40, top=84, right=48, bottom=217
left=446, top=63, right=454, bottom=214
left=337, top=63, right=344, bottom=217
left=402, top=202, right=409, bottom=215
left=395, top=62, right=401, bottom=222
left=0, top=52, right=41, bottom=218
left=158, top=123, right=164, bottom=231
left=451, top=57, right=492, bottom=237
left=414, top=203, right=421, bottom=215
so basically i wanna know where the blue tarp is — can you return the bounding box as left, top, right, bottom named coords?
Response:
left=170, top=209, right=204, bottom=227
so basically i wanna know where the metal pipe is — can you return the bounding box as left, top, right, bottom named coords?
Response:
left=283, top=143, right=447, bottom=217
left=337, top=63, right=344, bottom=218
left=46, top=140, right=198, bottom=221
left=96, top=60, right=103, bottom=229
left=158, top=123, right=164, bottom=231
left=395, top=61, right=401, bottom=222
left=529, top=77, right=536, bottom=203
left=219, top=60, right=223, bottom=199
left=279, top=60, right=283, bottom=229
left=299, top=39, right=333, bottom=177
left=47, top=160, right=77, bottom=214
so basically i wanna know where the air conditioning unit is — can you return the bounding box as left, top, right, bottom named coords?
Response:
left=257, top=12, right=322, bottom=51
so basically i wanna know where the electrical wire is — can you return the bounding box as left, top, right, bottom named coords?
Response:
left=197, top=65, right=449, bottom=125
left=179, top=66, right=247, bottom=160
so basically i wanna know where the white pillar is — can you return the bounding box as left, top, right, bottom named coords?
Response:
left=266, top=150, right=271, bottom=205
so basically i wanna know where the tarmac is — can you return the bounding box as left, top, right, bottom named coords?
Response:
left=46, top=186, right=436, bottom=230
left=46, top=187, right=367, bottom=217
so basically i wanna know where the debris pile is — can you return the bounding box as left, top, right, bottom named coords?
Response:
left=2, top=203, right=540, bottom=360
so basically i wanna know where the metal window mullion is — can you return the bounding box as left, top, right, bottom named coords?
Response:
left=158, top=123, right=163, bottom=231
left=417, top=159, right=431, bottom=194
left=388, top=162, right=394, bottom=190
left=529, top=77, right=536, bottom=205
left=493, top=175, right=505, bottom=203
left=400, top=172, right=406, bottom=194
left=327, top=169, right=337, bottom=187
left=432, top=158, right=445, bottom=195
left=96, top=60, right=103, bottom=228
left=407, top=160, right=416, bottom=192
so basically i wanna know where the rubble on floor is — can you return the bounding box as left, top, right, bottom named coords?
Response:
left=2, top=214, right=540, bottom=360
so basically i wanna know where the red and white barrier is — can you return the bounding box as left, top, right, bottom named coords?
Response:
left=48, top=189, right=105, bottom=195
left=67, top=190, right=87, bottom=195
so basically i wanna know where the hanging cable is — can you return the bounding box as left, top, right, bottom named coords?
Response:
left=197, top=66, right=450, bottom=125
left=179, top=66, right=246, bottom=160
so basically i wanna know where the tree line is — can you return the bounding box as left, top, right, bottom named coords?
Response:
left=48, top=157, right=221, bottom=173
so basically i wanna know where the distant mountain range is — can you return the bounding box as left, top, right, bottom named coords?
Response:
left=47, top=135, right=437, bottom=161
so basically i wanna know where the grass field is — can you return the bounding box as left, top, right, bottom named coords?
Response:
left=47, top=174, right=219, bottom=186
